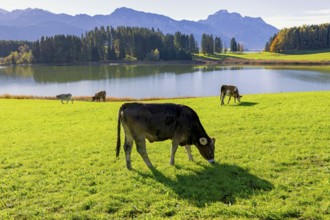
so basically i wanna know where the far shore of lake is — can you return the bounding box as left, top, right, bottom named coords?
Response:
left=2, top=55, right=330, bottom=67
left=195, top=58, right=330, bottom=66
left=59, top=58, right=330, bottom=66
left=113, top=58, right=330, bottom=66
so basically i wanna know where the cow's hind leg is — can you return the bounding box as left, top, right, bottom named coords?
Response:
left=184, top=145, right=194, bottom=161
left=135, top=138, right=153, bottom=168
left=170, top=141, right=179, bottom=165
left=124, top=136, right=134, bottom=170
left=220, top=94, right=225, bottom=105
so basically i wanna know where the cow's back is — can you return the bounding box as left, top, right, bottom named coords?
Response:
left=120, top=103, right=198, bottom=142
left=221, top=85, right=236, bottom=93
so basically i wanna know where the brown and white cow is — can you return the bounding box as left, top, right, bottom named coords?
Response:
left=220, top=85, right=242, bottom=105
left=116, top=103, right=215, bottom=170
left=92, top=90, right=106, bottom=102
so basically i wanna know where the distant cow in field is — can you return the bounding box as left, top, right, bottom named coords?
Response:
left=92, top=90, right=106, bottom=102
left=220, top=85, right=242, bottom=105
left=56, top=93, right=73, bottom=104
left=116, top=102, right=216, bottom=170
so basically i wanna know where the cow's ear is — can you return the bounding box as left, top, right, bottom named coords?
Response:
left=199, top=137, right=208, bottom=146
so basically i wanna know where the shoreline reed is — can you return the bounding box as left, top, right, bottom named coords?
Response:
left=0, top=94, right=196, bottom=102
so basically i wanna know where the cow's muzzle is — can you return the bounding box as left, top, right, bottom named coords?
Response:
left=208, top=159, right=215, bottom=164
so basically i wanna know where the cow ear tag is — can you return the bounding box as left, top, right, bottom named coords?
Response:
left=199, top=137, right=208, bottom=145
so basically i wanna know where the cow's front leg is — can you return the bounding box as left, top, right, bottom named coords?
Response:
left=170, top=141, right=179, bottom=165
left=136, top=138, right=153, bottom=168
left=184, top=145, right=194, bottom=161
left=227, top=96, right=231, bottom=104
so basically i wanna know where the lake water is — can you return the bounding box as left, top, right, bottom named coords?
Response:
left=0, top=65, right=329, bottom=98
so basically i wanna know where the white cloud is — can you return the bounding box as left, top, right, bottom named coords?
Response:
left=264, top=12, right=330, bottom=29
left=305, top=9, right=330, bottom=15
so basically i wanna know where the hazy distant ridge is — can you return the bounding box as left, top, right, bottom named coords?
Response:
left=0, top=7, right=278, bottom=50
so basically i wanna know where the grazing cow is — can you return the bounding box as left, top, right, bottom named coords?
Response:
left=92, top=90, right=106, bottom=102
left=220, top=85, right=242, bottom=105
left=116, top=103, right=216, bottom=170
left=56, top=93, right=73, bottom=104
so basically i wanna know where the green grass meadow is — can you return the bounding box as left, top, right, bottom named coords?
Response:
left=0, top=92, right=329, bottom=219
left=225, top=51, right=330, bottom=62
left=195, top=50, right=330, bottom=63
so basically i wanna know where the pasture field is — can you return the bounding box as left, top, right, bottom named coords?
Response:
left=195, top=50, right=330, bottom=64
left=230, top=51, right=330, bottom=62
left=0, top=92, right=329, bottom=219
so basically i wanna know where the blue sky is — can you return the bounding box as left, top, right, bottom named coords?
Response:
left=1, top=0, right=330, bottom=29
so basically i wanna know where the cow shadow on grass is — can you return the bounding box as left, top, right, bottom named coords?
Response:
left=135, top=162, right=273, bottom=207
left=236, top=102, right=258, bottom=107
left=220, top=102, right=258, bottom=107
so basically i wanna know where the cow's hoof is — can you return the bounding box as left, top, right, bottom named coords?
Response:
left=126, top=163, right=132, bottom=170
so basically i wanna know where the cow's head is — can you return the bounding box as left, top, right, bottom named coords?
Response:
left=196, top=137, right=215, bottom=164
left=237, top=95, right=242, bottom=102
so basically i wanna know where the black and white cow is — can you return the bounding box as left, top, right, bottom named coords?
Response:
left=116, top=103, right=215, bottom=170
left=220, top=85, right=242, bottom=105
left=56, top=93, right=73, bottom=104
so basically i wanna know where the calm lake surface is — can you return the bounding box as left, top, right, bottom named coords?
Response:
left=0, top=65, right=329, bottom=98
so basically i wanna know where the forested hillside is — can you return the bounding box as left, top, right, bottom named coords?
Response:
left=265, top=23, right=330, bottom=53
left=0, top=26, right=201, bottom=64
left=33, top=26, right=199, bottom=63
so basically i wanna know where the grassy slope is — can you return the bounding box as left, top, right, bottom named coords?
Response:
left=0, top=92, right=329, bottom=219
left=195, top=50, right=330, bottom=63
left=227, top=51, right=330, bottom=61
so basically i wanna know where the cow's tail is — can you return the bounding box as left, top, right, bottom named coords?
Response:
left=116, top=106, right=122, bottom=157
left=220, top=85, right=225, bottom=93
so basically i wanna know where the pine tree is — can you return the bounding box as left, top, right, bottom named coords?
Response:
left=230, top=38, right=238, bottom=52
left=214, top=37, right=223, bottom=53
left=201, top=34, right=214, bottom=54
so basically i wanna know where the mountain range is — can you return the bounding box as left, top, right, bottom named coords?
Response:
left=0, top=7, right=278, bottom=50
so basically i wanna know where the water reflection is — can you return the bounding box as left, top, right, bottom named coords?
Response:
left=0, top=65, right=329, bottom=98
left=1, top=65, right=201, bottom=83
left=273, top=69, right=330, bottom=83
